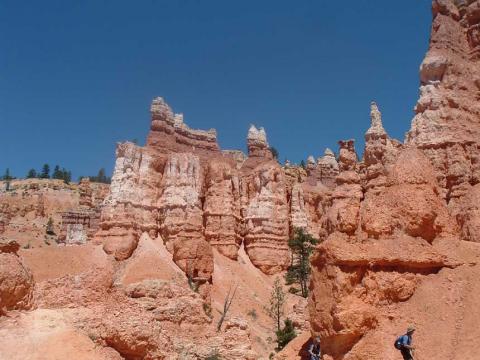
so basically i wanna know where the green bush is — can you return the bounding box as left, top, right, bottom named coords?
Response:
left=275, top=318, right=296, bottom=350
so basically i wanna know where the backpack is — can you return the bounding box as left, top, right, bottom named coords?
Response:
left=394, top=336, right=404, bottom=350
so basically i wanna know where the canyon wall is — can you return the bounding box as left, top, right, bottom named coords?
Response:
left=308, top=1, right=480, bottom=359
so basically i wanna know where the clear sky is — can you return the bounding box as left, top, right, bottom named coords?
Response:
left=1, top=0, right=432, bottom=180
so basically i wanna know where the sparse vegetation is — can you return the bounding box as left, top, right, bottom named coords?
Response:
left=217, top=284, right=238, bottom=332
left=187, top=273, right=199, bottom=293
left=203, top=302, right=212, bottom=318
left=2, top=168, right=13, bottom=191
left=40, top=164, right=50, bottom=179
left=82, top=168, right=111, bottom=184
left=26, top=169, right=37, bottom=178
left=285, top=227, right=318, bottom=297
left=270, top=146, right=279, bottom=160
left=247, top=308, right=258, bottom=320
left=288, top=287, right=300, bottom=295
left=51, top=165, right=71, bottom=183
left=46, top=217, right=55, bottom=235
left=24, top=164, right=71, bottom=183
left=275, top=318, right=296, bottom=350
left=268, top=277, right=285, bottom=332
left=205, top=349, right=221, bottom=360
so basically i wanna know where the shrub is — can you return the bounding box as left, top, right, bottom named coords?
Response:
left=275, top=318, right=296, bottom=350
left=288, top=287, right=300, bottom=295
left=247, top=309, right=257, bottom=320
left=205, top=349, right=221, bottom=360
left=203, top=302, right=212, bottom=318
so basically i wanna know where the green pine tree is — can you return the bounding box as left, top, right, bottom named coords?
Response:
left=52, top=165, right=63, bottom=179
left=40, top=164, right=50, bottom=179
left=62, top=168, right=71, bottom=184
left=26, top=169, right=37, bottom=178
left=285, top=227, right=318, bottom=297
left=268, top=277, right=286, bottom=332
left=3, top=168, right=12, bottom=191
left=97, top=168, right=106, bottom=183
left=275, top=318, right=296, bottom=350
left=270, top=146, right=279, bottom=160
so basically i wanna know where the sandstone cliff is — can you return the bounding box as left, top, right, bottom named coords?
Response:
left=306, top=2, right=480, bottom=359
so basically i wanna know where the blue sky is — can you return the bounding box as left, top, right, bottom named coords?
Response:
left=1, top=0, right=432, bottom=179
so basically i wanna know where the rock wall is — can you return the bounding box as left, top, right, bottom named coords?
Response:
left=0, top=179, right=108, bottom=249
left=307, top=2, right=480, bottom=359
left=406, top=0, right=480, bottom=207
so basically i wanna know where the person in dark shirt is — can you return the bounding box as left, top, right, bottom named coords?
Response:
left=308, top=336, right=321, bottom=360
left=397, top=326, right=415, bottom=360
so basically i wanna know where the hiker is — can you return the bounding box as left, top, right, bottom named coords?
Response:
left=308, top=336, right=321, bottom=360
left=394, top=326, right=416, bottom=360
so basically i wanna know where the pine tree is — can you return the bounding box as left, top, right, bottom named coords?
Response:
left=270, top=146, right=279, bottom=160
left=285, top=227, right=318, bottom=297
left=97, top=168, right=106, bottom=183
left=2, top=168, right=12, bottom=180
left=46, top=217, right=55, bottom=235
left=62, top=168, right=71, bottom=184
left=275, top=318, right=296, bottom=350
left=300, top=160, right=306, bottom=169
left=40, top=164, right=50, bottom=179
left=268, top=277, right=286, bottom=332
left=52, top=165, right=62, bottom=179
left=3, top=168, right=12, bottom=191
left=26, top=169, right=37, bottom=178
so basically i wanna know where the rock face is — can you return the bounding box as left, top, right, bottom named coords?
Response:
left=406, top=0, right=480, bottom=207
left=59, top=178, right=106, bottom=245
left=204, top=158, right=242, bottom=260
left=0, top=239, right=34, bottom=313
left=308, top=146, right=461, bottom=359
left=306, top=2, right=480, bottom=359
left=0, top=179, right=108, bottom=249
left=240, top=161, right=290, bottom=274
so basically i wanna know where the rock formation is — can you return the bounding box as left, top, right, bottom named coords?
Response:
left=0, top=179, right=108, bottom=249
left=2, top=1, right=480, bottom=358
left=307, top=2, right=480, bottom=359
left=363, top=102, right=402, bottom=192
left=59, top=179, right=105, bottom=245
left=0, top=239, right=34, bottom=313
left=317, top=148, right=339, bottom=188
left=406, top=0, right=480, bottom=208
left=247, top=125, right=273, bottom=159
left=95, top=98, right=341, bottom=278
